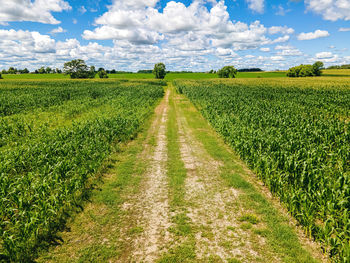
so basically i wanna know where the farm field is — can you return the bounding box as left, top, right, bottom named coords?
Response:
left=0, top=79, right=165, bottom=261
left=175, top=77, right=350, bottom=262
left=0, top=74, right=349, bottom=262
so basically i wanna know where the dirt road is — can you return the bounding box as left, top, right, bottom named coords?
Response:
left=38, top=86, right=326, bottom=263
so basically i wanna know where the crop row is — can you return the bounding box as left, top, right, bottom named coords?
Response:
left=0, top=80, right=164, bottom=262
left=175, top=79, right=350, bottom=262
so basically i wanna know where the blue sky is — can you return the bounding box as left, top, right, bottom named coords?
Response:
left=0, top=0, right=349, bottom=71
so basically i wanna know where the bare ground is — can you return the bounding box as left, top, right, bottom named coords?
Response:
left=119, top=90, right=172, bottom=262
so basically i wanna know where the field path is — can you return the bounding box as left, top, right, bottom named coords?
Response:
left=38, top=85, right=326, bottom=263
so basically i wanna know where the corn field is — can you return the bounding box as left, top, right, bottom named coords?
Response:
left=174, top=78, right=350, bottom=262
left=0, top=79, right=164, bottom=262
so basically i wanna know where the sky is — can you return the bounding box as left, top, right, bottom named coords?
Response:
left=0, top=0, right=350, bottom=72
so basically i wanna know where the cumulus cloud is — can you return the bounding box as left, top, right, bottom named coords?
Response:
left=83, top=0, right=281, bottom=51
left=305, top=0, right=350, bottom=21
left=245, top=0, right=264, bottom=13
left=297, top=30, right=330, bottom=40
left=260, top=47, right=270, bottom=52
left=274, top=45, right=303, bottom=56
left=316, top=52, right=334, bottom=59
left=339, top=27, right=350, bottom=32
left=0, top=0, right=71, bottom=24
left=50, top=27, right=66, bottom=34
left=268, top=26, right=294, bottom=35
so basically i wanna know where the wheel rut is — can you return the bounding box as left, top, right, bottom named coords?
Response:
left=126, top=89, right=172, bottom=262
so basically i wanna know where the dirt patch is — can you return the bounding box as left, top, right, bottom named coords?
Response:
left=122, top=90, right=172, bottom=262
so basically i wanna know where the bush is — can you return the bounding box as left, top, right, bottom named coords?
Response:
left=287, top=61, right=324, bottom=77
left=98, top=70, right=108, bottom=78
left=0, top=73, right=2, bottom=79
left=63, top=59, right=96, bottom=79
left=217, top=66, right=237, bottom=78
left=153, top=63, right=166, bottom=79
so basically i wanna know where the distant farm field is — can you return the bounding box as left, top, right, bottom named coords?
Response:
left=1, top=69, right=349, bottom=80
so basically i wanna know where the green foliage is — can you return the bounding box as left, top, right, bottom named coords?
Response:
left=0, top=73, right=2, bottom=79
left=153, top=63, right=166, bottom=79
left=174, top=79, right=350, bottom=261
left=217, top=66, right=237, bottom=78
left=0, top=80, right=164, bottom=262
left=63, top=59, right=96, bottom=79
left=287, top=61, right=324, bottom=77
left=98, top=69, right=109, bottom=79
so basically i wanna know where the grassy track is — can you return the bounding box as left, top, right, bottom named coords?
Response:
left=36, top=84, right=326, bottom=262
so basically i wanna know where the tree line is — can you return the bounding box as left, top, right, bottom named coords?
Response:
left=0, top=59, right=333, bottom=80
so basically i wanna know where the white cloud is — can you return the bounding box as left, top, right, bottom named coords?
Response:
left=50, top=27, right=66, bottom=34
left=270, top=56, right=284, bottom=61
left=79, top=6, right=87, bottom=14
left=297, top=30, right=330, bottom=40
left=316, top=52, right=333, bottom=59
left=274, top=5, right=291, bottom=16
left=260, top=47, right=270, bottom=52
left=0, top=0, right=71, bottom=24
left=270, top=35, right=290, bottom=43
left=274, top=45, right=303, bottom=56
left=305, top=0, right=350, bottom=21
left=268, top=26, right=294, bottom=35
left=339, top=27, right=350, bottom=32
left=245, top=0, right=264, bottom=13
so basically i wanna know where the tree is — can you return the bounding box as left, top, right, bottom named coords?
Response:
left=217, top=66, right=237, bottom=78
left=312, top=61, right=324, bottom=76
left=8, top=67, right=16, bottom=74
left=63, top=59, right=96, bottom=79
left=153, top=63, right=166, bottom=79
left=287, top=62, right=324, bottom=77
left=98, top=69, right=108, bottom=78
left=46, top=67, right=52, bottom=74
left=56, top=68, right=62, bottom=74
left=0, top=73, right=2, bottom=79
left=38, top=67, right=46, bottom=74
left=22, top=68, right=29, bottom=74
left=2, top=69, right=7, bottom=74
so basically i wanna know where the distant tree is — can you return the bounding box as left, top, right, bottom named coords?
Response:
left=22, top=68, right=29, bottom=74
left=98, top=67, right=105, bottom=72
left=98, top=69, right=108, bottom=78
left=46, top=67, right=52, bottom=74
left=63, top=59, right=96, bottom=79
left=153, top=63, right=166, bottom=79
left=138, top=69, right=153, bottom=73
left=38, top=67, right=46, bottom=74
left=8, top=67, right=16, bottom=74
left=56, top=68, right=62, bottom=74
left=217, top=66, right=237, bottom=78
left=0, top=73, right=2, bottom=79
left=110, top=69, right=116, bottom=74
left=2, top=69, right=7, bottom=74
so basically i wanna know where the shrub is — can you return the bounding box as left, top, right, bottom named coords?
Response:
left=217, top=66, right=237, bottom=78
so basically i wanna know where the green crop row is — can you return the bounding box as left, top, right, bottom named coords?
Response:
left=174, top=79, right=350, bottom=262
left=0, top=80, right=164, bottom=262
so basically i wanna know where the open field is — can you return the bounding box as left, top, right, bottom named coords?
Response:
left=0, top=74, right=349, bottom=262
